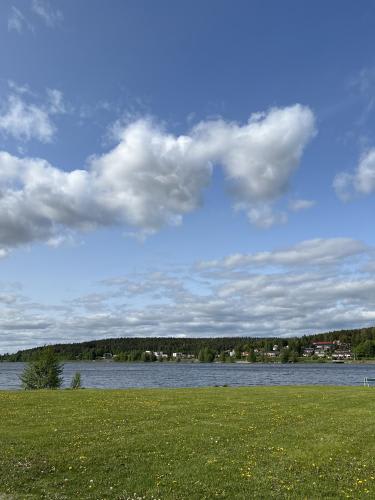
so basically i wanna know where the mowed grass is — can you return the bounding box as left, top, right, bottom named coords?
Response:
left=0, top=387, right=375, bottom=499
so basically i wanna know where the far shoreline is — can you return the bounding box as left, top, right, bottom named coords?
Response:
left=2, top=358, right=375, bottom=364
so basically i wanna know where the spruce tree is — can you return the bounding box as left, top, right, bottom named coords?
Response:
left=20, top=347, right=63, bottom=390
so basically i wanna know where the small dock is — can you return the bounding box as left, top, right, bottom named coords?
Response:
left=363, top=377, right=375, bottom=387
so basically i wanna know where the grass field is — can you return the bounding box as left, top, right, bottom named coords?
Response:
left=0, top=387, right=374, bottom=499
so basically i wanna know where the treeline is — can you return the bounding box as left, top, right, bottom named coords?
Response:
left=1, top=326, right=375, bottom=362
left=2, top=337, right=254, bottom=362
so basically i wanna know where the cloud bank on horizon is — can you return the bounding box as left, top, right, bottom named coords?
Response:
left=1, top=236, right=374, bottom=353
left=0, top=104, right=315, bottom=256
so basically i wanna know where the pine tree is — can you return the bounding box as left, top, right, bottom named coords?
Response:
left=20, top=347, right=63, bottom=390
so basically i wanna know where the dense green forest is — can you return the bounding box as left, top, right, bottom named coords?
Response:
left=1, top=326, right=375, bottom=361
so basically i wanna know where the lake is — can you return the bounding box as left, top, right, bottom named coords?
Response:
left=0, top=361, right=374, bottom=390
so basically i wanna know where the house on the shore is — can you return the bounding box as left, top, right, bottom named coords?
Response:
left=331, top=350, right=353, bottom=360
left=266, top=351, right=279, bottom=358
left=154, top=351, right=169, bottom=359
left=312, top=341, right=335, bottom=352
left=302, top=348, right=315, bottom=357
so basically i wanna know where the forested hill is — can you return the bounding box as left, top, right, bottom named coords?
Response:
left=1, top=326, right=375, bottom=361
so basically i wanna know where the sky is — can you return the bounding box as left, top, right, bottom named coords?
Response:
left=1, top=0, right=375, bottom=353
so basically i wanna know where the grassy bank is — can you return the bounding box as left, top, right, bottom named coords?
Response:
left=0, top=387, right=374, bottom=499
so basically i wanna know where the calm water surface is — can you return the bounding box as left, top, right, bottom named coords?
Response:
left=0, top=361, right=374, bottom=390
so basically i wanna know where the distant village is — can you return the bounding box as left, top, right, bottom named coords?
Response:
left=102, top=339, right=354, bottom=362
left=299, top=340, right=353, bottom=360
left=248, top=340, right=353, bottom=361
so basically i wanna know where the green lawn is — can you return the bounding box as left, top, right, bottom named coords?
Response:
left=0, top=387, right=374, bottom=499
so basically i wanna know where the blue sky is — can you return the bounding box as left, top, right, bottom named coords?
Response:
left=1, top=0, right=375, bottom=353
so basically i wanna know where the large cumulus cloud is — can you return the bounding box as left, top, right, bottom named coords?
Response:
left=0, top=104, right=316, bottom=254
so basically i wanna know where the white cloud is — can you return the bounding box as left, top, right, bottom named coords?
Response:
left=351, top=67, right=375, bottom=96
left=197, top=238, right=367, bottom=270
left=90, top=118, right=214, bottom=230
left=246, top=205, right=287, bottom=228
left=8, top=6, right=24, bottom=32
left=334, top=149, right=375, bottom=200
left=31, top=0, right=63, bottom=27
left=0, top=95, right=55, bottom=143
left=46, top=233, right=76, bottom=248
left=205, top=105, right=315, bottom=202
left=0, top=105, right=315, bottom=253
left=333, top=172, right=354, bottom=202
left=0, top=87, right=66, bottom=143
left=8, top=1, right=62, bottom=35
left=289, top=198, right=316, bottom=212
left=200, top=104, right=316, bottom=228
left=7, top=6, right=33, bottom=33
left=0, top=249, right=9, bottom=259
left=193, top=105, right=316, bottom=224
left=352, top=149, right=375, bottom=194
left=7, top=81, right=31, bottom=95
left=46, top=89, right=66, bottom=114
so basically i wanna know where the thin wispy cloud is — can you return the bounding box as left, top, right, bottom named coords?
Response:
left=197, top=238, right=367, bottom=270
left=245, top=205, right=288, bottom=228
left=0, top=85, right=66, bottom=143
left=31, top=0, right=63, bottom=28
left=8, top=1, right=63, bottom=35
left=8, top=6, right=34, bottom=33
left=289, top=199, right=316, bottom=212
